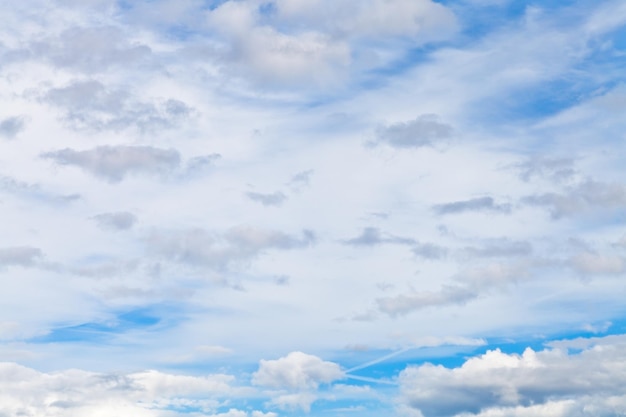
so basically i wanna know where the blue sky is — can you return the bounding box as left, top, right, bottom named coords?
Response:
left=2, top=0, right=626, bottom=416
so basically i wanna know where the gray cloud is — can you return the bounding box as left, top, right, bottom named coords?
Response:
left=513, top=156, right=576, bottom=182
left=41, top=145, right=181, bottom=182
left=377, top=285, right=477, bottom=317
left=343, top=227, right=416, bottom=246
left=92, top=212, right=138, bottom=231
left=245, top=191, right=288, bottom=206
left=464, top=239, right=532, bottom=258
left=433, top=196, right=511, bottom=215
left=522, top=180, right=626, bottom=219
left=412, top=243, right=448, bottom=259
left=0, top=247, right=43, bottom=267
left=183, top=154, right=221, bottom=177
left=372, top=114, right=452, bottom=148
left=343, top=227, right=385, bottom=246
left=43, top=80, right=193, bottom=131
left=144, top=226, right=315, bottom=271
left=0, top=116, right=27, bottom=139
left=399, top=337, right=626, bottom=417
left=288, top=170, right=314, bottom=191
left=377, top=262, right=529, bottom=317
left=30, top=26, right=152, bottom=73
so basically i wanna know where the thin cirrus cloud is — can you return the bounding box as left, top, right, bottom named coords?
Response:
left=433, top=196, right=512, bottom=215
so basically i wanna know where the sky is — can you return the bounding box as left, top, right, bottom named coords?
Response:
left=1, top=0, right=626, bottom=416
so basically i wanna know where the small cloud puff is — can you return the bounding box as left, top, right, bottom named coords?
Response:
left=372, top=114, right=453, bottom=149
left=92, top=212, right=138, bottom=231
left=252, top=351, right=344, bottom=390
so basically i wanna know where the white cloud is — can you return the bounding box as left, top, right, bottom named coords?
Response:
left=399, top=337, right=626, bottom=417
left=0, top=362, right=239, bottom=417
left=252, top=351, right=344, bottom=390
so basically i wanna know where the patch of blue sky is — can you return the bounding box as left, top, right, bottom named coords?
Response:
left=341, top=344, right=486, bottom=380
left=29, top=305, right=174, bottom=344
left=310, top=398, right=389, bottom=417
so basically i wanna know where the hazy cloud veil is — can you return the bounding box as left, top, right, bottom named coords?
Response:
left=1, top=0, right=626, bottom=416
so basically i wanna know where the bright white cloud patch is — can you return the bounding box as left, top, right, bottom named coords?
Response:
left=253, top=352, right=344, bottom=390
left=399, top=337, right=626, bottom=417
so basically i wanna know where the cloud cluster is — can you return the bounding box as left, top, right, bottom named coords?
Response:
left=43, top=80, right=192, bottom=131
left=399, top=337, right=626, bottom=417
left=0, top=362, right=246, bottom=417
left=253, top=352, right=344, bottom=411
left=204, top=0, right=457, bottom=86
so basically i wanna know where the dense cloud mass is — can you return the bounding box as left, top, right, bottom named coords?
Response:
left=1, top=0, right=626, bottom=416
left=399, top=338, right=626, bottom=417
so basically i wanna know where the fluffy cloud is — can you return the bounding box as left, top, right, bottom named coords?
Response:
left=252, top=351, right=344, bottom=390
left=41, top=145, right=181, bottom=182
left=0, top=362, right=238, bottom=417
left=398, top=337, right=626, bottom=417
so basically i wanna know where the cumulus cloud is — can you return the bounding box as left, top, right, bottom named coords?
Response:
left=43, top=80, right=192, bottom=131
left=41, top=145, right=181, bottom=182
left=398, top=337, right=626, bottom=417
left=144, top=226, right=315, bottom=271
left=0, top=116, right=27, bottom=139
left=433, top=196, right=511, bottom=215
left=92, top=211, right=138, bottom=230
left=252, top=351, right=344, bottom=390
left=522, top=180, right=626, bottom=218
left=245, top=191, right=288, bottom=206
left=0, top=247, right=43, bottom=268
left=0, top=362, right=240, bottom=416
left=372, top=114, right=453, bottom=148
